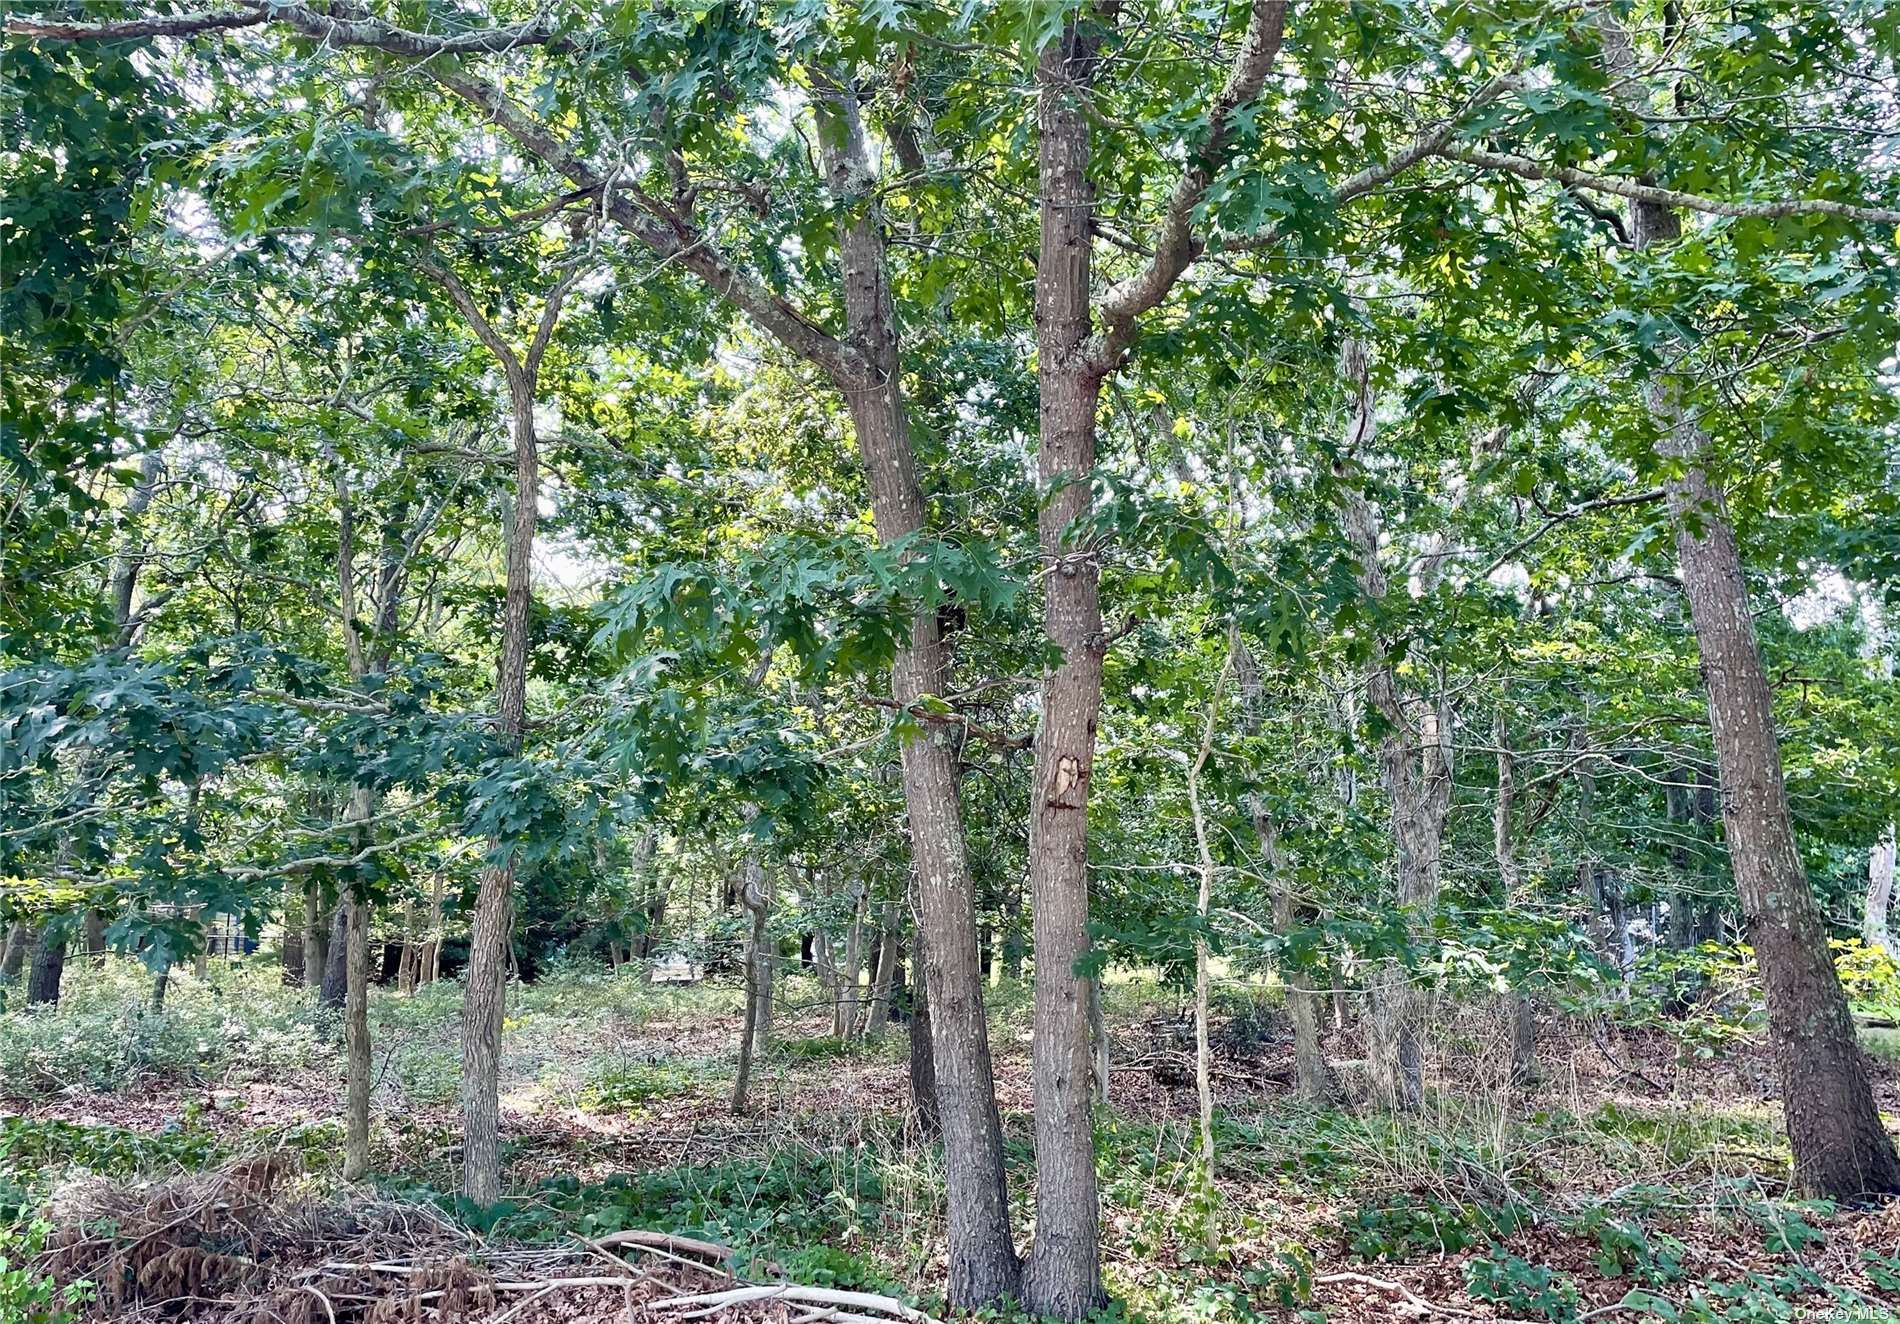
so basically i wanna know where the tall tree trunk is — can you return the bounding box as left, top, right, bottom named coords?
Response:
left=1022, top=28, right=1111, bottom=1316
left=344, top=896, right=371, bottom=1180
left=1338, top=339, right=1451, bottom=1112
left=1234, top=637, right=1333, bottom=1102
left=26, top=929, right=65, bottom=1008
left=1602, top=17, right=1900, bottom=1191
left=422, top=257, right=573, bottom=1209
left=1494, top=698, right=1537, bottom=1085
left=743, top=853, right=773, bottom=1059
left=1184, top=660, right=1228, bottom=1201
left=811, top=76, right=1018, bottom=1307
left=1865, top=830, right=1895, bottom=956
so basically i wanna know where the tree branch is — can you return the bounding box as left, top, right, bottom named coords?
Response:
left=4, top=9, right=265, bottom=41
left=426, top=66, right=870, bottom=388
left=1439, top=143, right=1900, bottom=226
left=1092, top=0, right=1288, bottom=372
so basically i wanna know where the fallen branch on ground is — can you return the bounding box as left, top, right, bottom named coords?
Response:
left=652, top=1282, right=939, bottom=1324
left=592, top=1229, right=735, bottom=1265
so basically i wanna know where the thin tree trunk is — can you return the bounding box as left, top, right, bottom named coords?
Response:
left=344, top=896, right=371, bottom=1180
left=423, top=256, right=574, bottom=1209
left=835, top=886, right=866, bottom=1039
left=303, top=881, right=328, bottom=990
left=732, top=864, right=769, bottom=1113
left=422, top=871, right=444, bottom=987
left=865, top=902, right=900, bottom=1040
left=1184, top=660, right=1229, bottom=1202
left=1, top=920, right=30, bottom=981
left=1865, top=830, right=1895, bottom=955
left=1087, top=978, right=1111, bottom=1103
left=810, top=76, right=1018, bottom=1307
left=83, top=909, right=107, bottom=966
left=1495, top=697, right=1537, bottom=1086
left=745, top=856, right=773, bottom=1059
left=1602, top=12, right=1900, bottom=1193
left=319, top=906, right=348, bottom=1010
left=395, top=900, right=417, bottom=994
left=1339, top=339, right=1450, bottom=1112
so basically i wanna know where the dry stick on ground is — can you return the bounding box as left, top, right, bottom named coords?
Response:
left=590, top=1230, right=735, bottom=1266
left=651, top=1283, right=938, bottom=1324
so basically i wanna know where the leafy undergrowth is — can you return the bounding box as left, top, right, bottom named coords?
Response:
left=2, top=959, right=1898, bottom=1323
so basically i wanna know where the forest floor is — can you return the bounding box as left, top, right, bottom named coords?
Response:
left=2, top=960, right=1898, bottom=1324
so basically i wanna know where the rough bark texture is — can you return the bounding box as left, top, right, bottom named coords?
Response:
left=732, top=859, right=769, bottom=1113
left=26, top=929, right=65, bottom=1007
left=1022, top=25, right=1112, bottom=1318
left=1611, top=86, right=1900, bottom=1192
left=423, top=253, right=573, bottom=1208
left=835, top=885, right=867, bottom=1039
left=812, top=75, right=1018, bottom=1307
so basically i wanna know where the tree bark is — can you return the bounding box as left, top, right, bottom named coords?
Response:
left=1021, top=26, right=1112, bottom=1317
left=908, top=932, right=940, bottom=1136
left=811, top=74, right=1018, bottom=1307
left=26, top=928, right=65, bottom=1008
left=319, top=905, right=348, bottom=1010
left=865, top=901, right=900, bottom=1040
left=1603, top=20, right=1900, bottom=1189
left=1865, top=830, right=1895, bottom=956
left=344, top=895, right=371, bottom=1180
left=835, top=884, right=867, bottom=1039
left=302, top=881, right=329, bottom=989
left=1, top=920, right=30, bottom=981
left=733, top=859, right=770, bottom=1113
left=421, top=255, right=573, bottom=1208
left=1184, top=659, right=1229, bottom=1192
left=83, top=909, right=107, bottom=967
